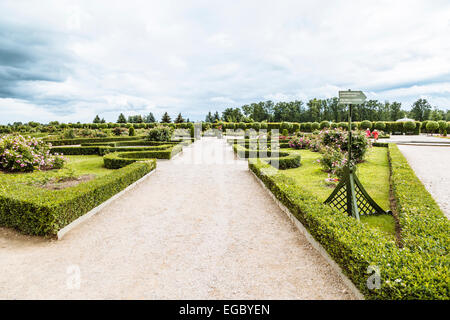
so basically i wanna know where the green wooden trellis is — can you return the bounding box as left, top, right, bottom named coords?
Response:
left=324, top=90, right=391, bottom=220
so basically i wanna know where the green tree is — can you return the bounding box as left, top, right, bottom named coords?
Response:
left=390, top=102, right=402, bottom=121
left=410, top=98, right=431, bottom=121
left=205, top=111, right=214, bottom=122
left=161, top=112, right=171, bottom=123
left=175, top=113, right=185, bottom=123
left=93, top=115, right=101, bottom=123
left=145, top=112, right=156, bottom=123
left=117, top=113, right=127, bottom=123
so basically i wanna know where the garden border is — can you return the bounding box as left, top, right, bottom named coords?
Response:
left=249, top=169, right=365, bottom=300
left=57, top=168, right=157, bottom=240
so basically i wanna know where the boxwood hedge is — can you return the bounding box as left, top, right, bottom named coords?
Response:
left=233, top=144, right=301, bottom=169
left=103, top=144, right=183, bottom=169
left=248, top=145, right=449, bottom=299
left=45, top=136, right=146, bottom=146
left=0, top=161, right=156, bottom=236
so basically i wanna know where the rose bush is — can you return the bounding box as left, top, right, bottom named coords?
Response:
left=319, top=128, right=370, bottom=163
left=289, top=136, right=311, bottom=149
left=0, top=135, right=66, bottom=172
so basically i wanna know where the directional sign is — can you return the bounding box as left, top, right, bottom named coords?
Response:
left=339, top=90, right=366, bottom=105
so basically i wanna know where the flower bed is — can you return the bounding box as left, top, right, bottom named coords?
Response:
left=248, top=145, right=449, bottom=299
left=1, top=135, right=66, bottom=172
left=0, top=161, right=156, bottom=236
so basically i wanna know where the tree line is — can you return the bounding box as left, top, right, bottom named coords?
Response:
left=207, top=98, right=450, bottom=123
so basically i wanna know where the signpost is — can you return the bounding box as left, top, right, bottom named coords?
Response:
left=324, top=90, right=391, bottom=220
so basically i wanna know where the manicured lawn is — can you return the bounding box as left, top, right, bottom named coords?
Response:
left=64, top=155, right=112, bottom=176
left=0, top=155, right=112, bottom=186
left=281, top=147, right=396, bottom=239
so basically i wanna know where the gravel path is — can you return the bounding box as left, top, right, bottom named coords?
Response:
left=0, top=138, right=355, bottom=299
left=397, top=145, right=450, bottom=219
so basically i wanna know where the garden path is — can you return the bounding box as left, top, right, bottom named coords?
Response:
left=0, top=138, right=355, bottom=299
left=397, top=144, right=450, bottom=219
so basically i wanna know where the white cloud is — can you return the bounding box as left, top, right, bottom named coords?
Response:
left=0, top=0, right=449, bottom=124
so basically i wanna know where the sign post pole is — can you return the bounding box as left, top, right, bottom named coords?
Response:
left=324, top=90, right=390, bottom=220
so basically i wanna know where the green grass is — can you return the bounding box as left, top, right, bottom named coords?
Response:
left=0, top=155, right=112, bottom=186
left=280, top=147, right=396, bottom=239
left=64, top=155, right=112, bottom=177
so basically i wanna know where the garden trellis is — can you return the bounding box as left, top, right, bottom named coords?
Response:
left=324, top=90, right=391, bottom=220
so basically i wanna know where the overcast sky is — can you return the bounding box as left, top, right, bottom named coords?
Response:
left=0, top=0, right=449, bottom=124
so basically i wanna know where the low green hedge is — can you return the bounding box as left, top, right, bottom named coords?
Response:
left=50, top=145, right=175, bottom=156
left=45, top=136, right=146, bottom=146
left=0, top=161, right=156, bottom=236
left=50, top=146, right=102, bottom=155
left=103, top=145, right=183, bottom=169
left=249, top=155, right=449, bottom=299
left=388, top=144, right=449, bottom=255
left=81, top=139, right=192, bottom=147
left=233, top=144, right=301, bottom=169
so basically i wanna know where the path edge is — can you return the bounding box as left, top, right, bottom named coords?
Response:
left=249, top=169, right=365, bottom=300
left=57, top=168, right=157, bottom=240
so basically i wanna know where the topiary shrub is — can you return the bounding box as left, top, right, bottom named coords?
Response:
left=292, top=123, right=300, bottom=132
left=330, top=122, right=338, bottom=129
left=360, top=120, right=372, bottom=130
left=304, top=122, right=312, bottom=132
left=338, top=122, right=348, bottom=130
left=319, top=121, right=330, bottom=129
left=403, top=121, right=416, bottom=134
left=374, top=121, right=386, bottom=131
left=426, top=121, right=439, bottom=134
left=128, top=126, right=136, bottom=136
left=311, top=122, right=320, bottom=131
left=252, top=122, right=261, bottom=131
left=147, top=126, right=173, bottom=141
left=438, top=120, right=447, bottom=135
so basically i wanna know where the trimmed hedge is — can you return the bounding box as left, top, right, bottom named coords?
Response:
left=232, top=144, right=301, bottom=169
left=249, top=151, right=449, bottom=299
left=228, top=138, right=291, bottom=149
left=103, top=145, right=183, bottom=169
left=0, top=161, right=156, bottom=236
left=388, top=144, right=449, bottom=255
left=50, top=146, right=102, bottom=155
left=51, top=145, right=176, bottom=156
left=46, top=136, right=146, bottom=146
left=249, top=145, right=449, bottom=299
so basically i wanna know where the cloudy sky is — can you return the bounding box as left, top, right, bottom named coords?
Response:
left=0, top=0, right=449, bottom=124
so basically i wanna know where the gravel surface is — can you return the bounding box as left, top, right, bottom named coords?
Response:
left=0, top=138, right=355, bottom=299
left=397, top=145, right=450, bottom=219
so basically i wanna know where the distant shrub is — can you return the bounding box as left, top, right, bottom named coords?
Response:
left=403, top=121, right=416, bottom=132
left=361, top=120, right=372, bottom=130
left=438, top=120, right=447, bottom=134
left=112, top=127, right=127, bottom=136
left=147, top=126, right=173, bottom=141
left=311, top=122, right=320, bottom=131
left=338, top=122, right=348, bottom=130
left=320, top=121, right=330, bottom=129
left=374, top=121, right=386, bottom=130
left=426, top=121, right=439, bottom=133
left=128, top=126, right=136, bottom=136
